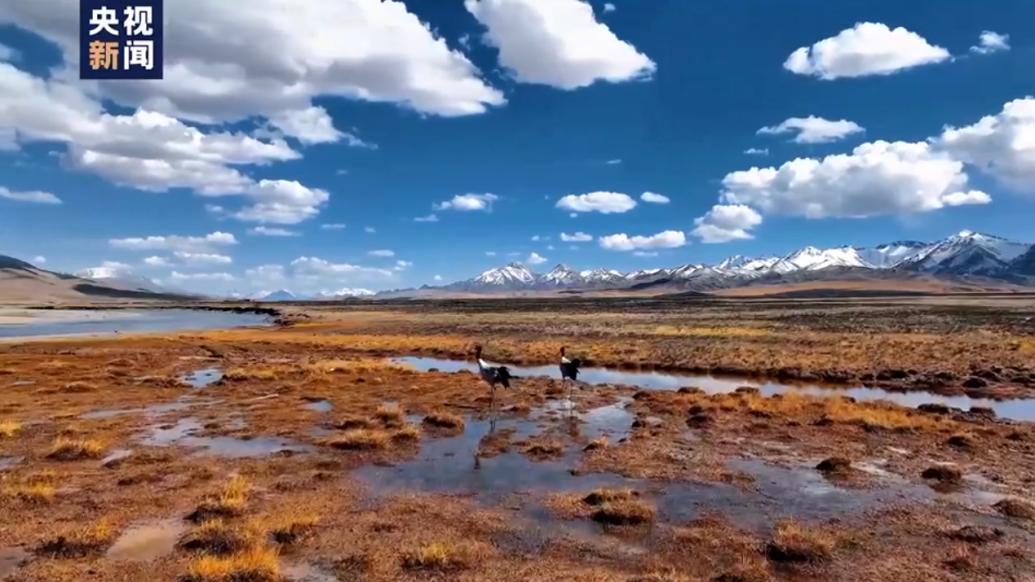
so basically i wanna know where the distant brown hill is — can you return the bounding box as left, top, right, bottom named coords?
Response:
left=0, top=254, right=192, bottom=304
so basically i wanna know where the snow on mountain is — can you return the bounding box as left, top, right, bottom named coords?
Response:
left=424, top=230, right=1032, bottom=295
left=769, top=246, right=870, bottom=273
left=858, top=241, right=930, bottom=269
left=254, top=289, right=296, bottom=301
left=542, top=264, right=584, bottom=287
left=470, top=262, right=537, bottom=288
left=902, top=231, right=1031, bottom=275
left=317, top=288, right=376, bottom=298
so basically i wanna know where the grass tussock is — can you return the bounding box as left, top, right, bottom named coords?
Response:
left=331, top=415, right=373, bottom=430
left=180, top=519, right=262, bottom=555
left=188, top=476, right=250, bottom=522
left=0, top=419, right=21, bottom=438
left=401, top=540, right=487, bottom=572
left=324, top=429, right=390, bottom=450
left=222, top=367, right=280, bottom=382
left=766, top=520, right=836, bottom=563
left=46, top=436, right=105, bottom=461
left=580, top=489, right=655, bottom=526
left=994, top=498, right=1035, bottom=521
left=422, top=411, right=465, bottom=431
left=183, top=545, right=280, bottom=582
left=265, top=512, right=320, bottom=545
left=391, top=423, right=421, bottom=442
left=584, top=437, right=608, bottom=451
left=374, top=404, right=405, bottom=428
left=3, top=472, right=58, bottom=505
left=36, top=519, right=115, bottom=558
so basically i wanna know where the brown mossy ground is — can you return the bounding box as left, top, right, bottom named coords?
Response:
left=0, top=299, right=1033, bottom=580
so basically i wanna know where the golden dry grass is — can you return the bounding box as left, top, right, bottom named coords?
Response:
left=189, top=475, right=251, bottom=522
left=401, top=540, right=488, bottom=572
left=767, top=520, right=837, bottom=563
left=46, top=436, right=105, bottom=460
left=374, top=404, right=405, bottom=428
left=0, top=419, right=21, bottom=438
left=36, top=519, right=115, bottom=558
left=3, top=475, right=57, bottom=505
left=180, top=519, right=262, bottom=556
left=422, top=411, right=465, bottom=430
left=323, top=429, right=390, bottom=450
left=265, top=511, right=320, bottom=545
left=184, top=545, right=280, bottom=582
left=391, top=423, right=421, bottom=442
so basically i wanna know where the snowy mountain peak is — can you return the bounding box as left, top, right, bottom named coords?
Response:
left=473, top=262, right=537, bottom=287
left=542, top=264, right=582, bottom=286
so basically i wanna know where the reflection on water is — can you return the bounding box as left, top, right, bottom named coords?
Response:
left=106, top=518, right=187, bottom=562
left=0, top=309, right=271, bottom=339
left=0, top=546, right=27, bottom=578
left=181, top=367, right=224, bottom=389
left=0, top=456, right=24, bottom=471
left=395, top=357, right=1035, bottom=422
left=139, top=417, right=311, bottom=458
left=304, top=400, right=333, bottom=413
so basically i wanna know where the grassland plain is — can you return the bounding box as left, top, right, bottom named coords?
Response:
left=0, top=295, right=1032, bottom=581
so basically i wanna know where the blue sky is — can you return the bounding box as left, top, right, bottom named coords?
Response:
left=1, top=0, right=1033, bottom=296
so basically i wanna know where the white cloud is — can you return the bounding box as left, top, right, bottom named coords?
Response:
left=433, top=274, right=443, bottom=282
left=173, top=252, right=233, bottom=266
left=394, top=260, right=413, bottom=271
left=290, top=256, right=394, bottom=279
left=599, top=230, right=686, bottom=252
left=606, top=158, right=622, bottom=165
left=76, top=261, right=132, bottom=279
left=784, top=22, right=950, bottom=80
left=0, top=42, right=19, bottom=62
left=720, top=140, right=989, bottom=219
left=249, top=226, right=300, bottom=237
left=110, top=232, right=238, bottom=253
left=640, top=191, right=670, bottom=204
left=556, top=191, right=636, bottom=214
left=560, top=231, right=593, bottom=242
left=526, top=252, right=548, bottom=265
left=0, top=185, right=61, bottom=204
left=0, top=0, right=504, bottom=121
left=971, top=31, right=1010, bottom=55
left=936, top=97, right=1035, bottom=193
left=434, top=193, right=498, bottom=212
left=31, top=255, right=46, bottom=264
left=758, top=116, right=864, bottom=144
left=170, top=271, right=236, bottom=282
left=369, top=249, right=395, bottom=257
left=321, top=223, right=346, bottom=230
left=744, top=148, right=769, bottom=156
left=143, top=256, right=170, bottom=267
left=691, top=204, right=763, bottom=243
left=632, top=251, right=657, bottom=257
left=485, top=251, right=497, bottom=257
left=232, top=180, right=329, bottom=225
left=603, top=3, right=616, bottom=13
left=464, top=0, right=655, bottom=89
left=414, top=213, right=440, bottom=223
left=267, top=107, right=344, bottom=145
left=364, top=226, right=376, bottom=233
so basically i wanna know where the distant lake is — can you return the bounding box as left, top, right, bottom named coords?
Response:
left=0, top=309, right=272, bottom=339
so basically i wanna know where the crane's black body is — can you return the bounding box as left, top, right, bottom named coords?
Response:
left=559, top=346, right=582, bottom=382
left=474, top=346, right=513, bottom=390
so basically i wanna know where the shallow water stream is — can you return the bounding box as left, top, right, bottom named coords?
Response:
left=395, top=356, right=1035, bottom=421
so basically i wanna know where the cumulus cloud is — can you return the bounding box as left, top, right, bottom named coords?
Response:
left=76, top=261, right=133, bottom=279
left=556, top=191, right=636, bottom=214
left=173, top=252, right=233, bottom=266
left=369, top=249, right=395, bottom=257
left=232, top=180, right=329, bottom=224
left=169, top=271, right=235, bottom=282
left=321, top=223, right=346, bottom=230
left=744, top=148, right=769, bottom=156
left=936, top=97, right=1035, bottom=193
left=720, top=141, right=990, bottom=219
left=109, top=232, right=238, bottom=253
left=603, top=3, right=616, bottom=13
left=249, top=226, right=300, bottom=237
left=560, top=232, right=593, bottom=242
left=290, top=257, right=394, bottom=279
left=394, top=260, right=413, bottom=271
left=640, top=191, right=670, bottom=204
left=691, top=204, right=763, bottom=243
left=526, top=252, right=548, bottom=265
left=758, top=116, right=864, bottom=144
left=464, top=0, right=655, bottom=89
left=0, top=0, right=504, bottom=121
left=414, top=213, right=440, bottom=223
left=434, top=193, right=498, bottom=212
left=0, top=41, right=19, bottom=62
left=0, top=185, right=61, bottom=204
left=31, top=255, right=46, bottom=265
left=599, top=230, right=686, bottom=252
left=267, top=107, right=344, bottom=145
left=143, top=256, right=170, bottom=267
left=784, top=22, right=949, bottom=80
left=245, top=264, right=286, bottom=282
left=970, top=31, right=1010, bottom=55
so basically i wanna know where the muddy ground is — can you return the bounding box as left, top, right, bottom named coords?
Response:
left=0, top=296, right=1034, bottom=581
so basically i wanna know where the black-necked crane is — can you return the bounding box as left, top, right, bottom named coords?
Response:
left=559, top=346, right=582, bottom=414
left=473, top=345, right=513, bottom=405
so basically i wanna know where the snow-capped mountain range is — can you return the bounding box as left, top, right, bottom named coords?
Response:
left=430, top=230, right=1035, bottom=294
